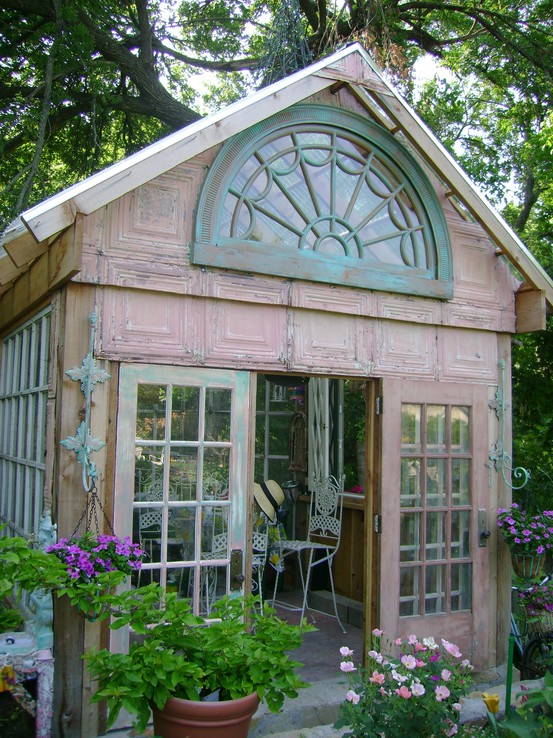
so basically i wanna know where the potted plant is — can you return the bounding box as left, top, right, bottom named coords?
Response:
left=84, top=587, right=312, bottom=738
left=497, top=504, right=553, bottom=578
left=334, top=627, right=475, bottom=738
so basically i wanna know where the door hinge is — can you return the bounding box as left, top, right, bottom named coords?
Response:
left=374, top=514, right=382, bottom=533
left=376, top=396, right=383, bottom=415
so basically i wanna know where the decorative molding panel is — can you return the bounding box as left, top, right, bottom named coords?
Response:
left=438, top=327, right=498, bottom=381
left=291, top=282, right=373, bottom=316
left=373, top=320, right=437, bottom=377
left=377, top=294, right=441, bottom=325
left=98, top=288, right=199, bottom=361
left=204, top=300, right=287, bottom=367
left=205, top=272, right=291, bottom=304
left=290, top=309, right=370, bottom=373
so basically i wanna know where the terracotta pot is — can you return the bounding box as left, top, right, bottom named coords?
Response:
left=511, top=552, right=544, bottom=580
left=152, top=691, right=260, bottom=738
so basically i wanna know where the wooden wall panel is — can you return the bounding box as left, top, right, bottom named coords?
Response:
left=290, top=309, right=371, bottom=374
left=438, top=326, right=498, bottom=381
left=373, top=320, right=437, bottom=377
left=204, top=300, right=287, bottom=367
left=98, top=288, right=201, bottom=362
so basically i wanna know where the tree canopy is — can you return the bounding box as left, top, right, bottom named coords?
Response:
left=0, top=0, right=551, bottom=231
left=1, top=0, right=552, bottom=506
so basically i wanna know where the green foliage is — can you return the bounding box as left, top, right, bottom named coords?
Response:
left=85, top=590, right=314, bottom=731
left=500, top=671, right=553, bottom=737
left=0, top=604, right=23, bottom=632
left=0, top=0, right=551, bottom=236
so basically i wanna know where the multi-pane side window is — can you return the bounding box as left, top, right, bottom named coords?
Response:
left=399, top=403, right=472, bottom=617
left=254, top=376, right=297, bottom=483
left=0, top=308, right=51, bottom=537
left=194, top=105, right=453, bottom=299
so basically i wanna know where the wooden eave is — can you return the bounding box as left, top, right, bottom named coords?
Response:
left=1, top=43, right=551, bottom=314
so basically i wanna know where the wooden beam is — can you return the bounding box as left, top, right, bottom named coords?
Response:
left=3, top=229, right=48, bottom=268
left=515, top=287, right=547, bottom=333
left=0, top=217, right=82, bottom=329
left=0, top=252, right=25, bottom=285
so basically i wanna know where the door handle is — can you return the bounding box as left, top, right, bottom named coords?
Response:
left=230, top=549, right=244, bottom=590
left=478, top=509, right=490, bottom=547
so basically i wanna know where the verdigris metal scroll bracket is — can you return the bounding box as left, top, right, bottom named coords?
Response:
left=487, top=359, right=530, bottom=491
left=61, top=313, right=110, bottom=492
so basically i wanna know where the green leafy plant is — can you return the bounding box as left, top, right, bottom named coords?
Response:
left=499, top=671, right=553, bottom=737
left=84, top=589, right=313, bottom=732
left=0, top=529, right=141, bottom=617
left=0, top=604, right=23, bottom=632
left=334, top=628, right=474, bottom=737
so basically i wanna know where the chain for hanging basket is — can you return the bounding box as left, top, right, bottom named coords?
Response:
left=71, top=484, right=115, bottom=539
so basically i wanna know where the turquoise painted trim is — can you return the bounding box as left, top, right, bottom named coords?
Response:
left=193, top=104, right=453, bottom=299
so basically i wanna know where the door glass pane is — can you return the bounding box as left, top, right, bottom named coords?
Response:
left=171, top=508, right=195, bottom=561
left=401, top=404, right=421, bottom=453
left=426, top=458, right=447, bottom=507
left=171, top=386, right=200, bottom=441
left=136, top=385, right=166, bottom=440
left=203, top=447, right=229, bottom=499
left=201, top=506, right=229, bottom=558
left=426, top=405, right=446, bottom=453
left=452, top=459, right=470, bottom=505
left=199, top=564, right=228, bottom=617
left=401, top=458, right=421, bottom=506
left=169, top=447, right=197, bottom=501
left=451, top=406, right=470, bottom=453
left=136, top=506, right=163, bottom=564
left=451, top=511, right=471, bottom=558
left=205, top=388, right=231, bottom=442
left=400, top=512, right=420, bottom=562
left=425, top=565, right=446, bottom=614
left=451, top=563, right=472, bottom=611
left=400, top=568, right=419, bottom=616
left=135, top=447, right=164, bottom=501
left=400, top=400, right=473, bottom=618
left=426, top=512, right=446, bottom=560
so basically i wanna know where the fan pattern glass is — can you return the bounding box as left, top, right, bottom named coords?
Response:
left=219, top=127, right=433, bottom=271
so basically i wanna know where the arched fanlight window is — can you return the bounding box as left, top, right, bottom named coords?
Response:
left=193, top=105, right=452, bottom=298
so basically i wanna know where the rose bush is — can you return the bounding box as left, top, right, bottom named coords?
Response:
left=334, top=628, right=474, bottom=738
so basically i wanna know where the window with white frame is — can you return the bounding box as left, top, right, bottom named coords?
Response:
left=0, top=307, right=51, bottom=537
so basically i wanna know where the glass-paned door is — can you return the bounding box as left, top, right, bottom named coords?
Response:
left=399, top=403, right=472, bottom=616
left=114, top=364, right=250, bottom=617
left=379, top=378, right=490, bottom=664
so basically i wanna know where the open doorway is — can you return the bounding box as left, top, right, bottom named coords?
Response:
left=253, top=374, right=371, bottom=679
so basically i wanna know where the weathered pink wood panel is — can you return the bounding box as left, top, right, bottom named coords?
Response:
left=438, top=326, right=498, bottom=381
left=290, top=309, right=370, bottom=373
left=373, top=321, right=437, bottom=377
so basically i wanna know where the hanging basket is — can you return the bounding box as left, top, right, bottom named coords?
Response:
left=511, top=552, right=544, bottom=580
left=527, top=610, right=553, bottom=636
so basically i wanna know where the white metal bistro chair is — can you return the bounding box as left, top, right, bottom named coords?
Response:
left=251, top=514, right=271, bottom=607
left=271, top=474, right=346, bottom=632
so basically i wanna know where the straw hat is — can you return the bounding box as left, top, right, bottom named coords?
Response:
left=253, top=480, right=285, bottom=522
